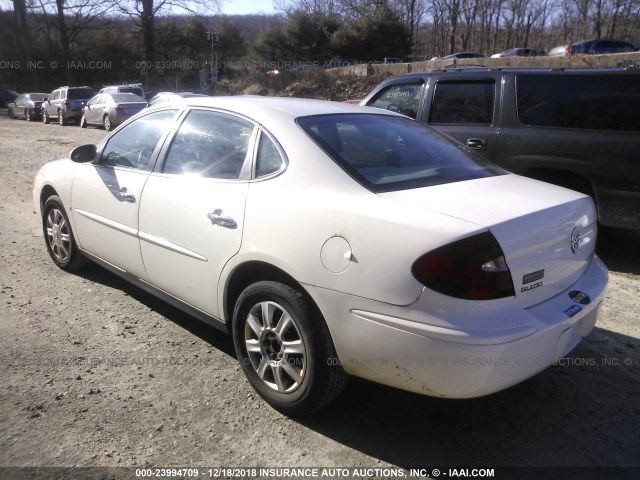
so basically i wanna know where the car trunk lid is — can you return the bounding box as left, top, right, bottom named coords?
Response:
left=380, top=174, right=598, bottom=308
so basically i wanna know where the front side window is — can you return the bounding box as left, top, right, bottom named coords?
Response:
left=517, top=74, right=640, bottom=131
left=367, top=82, right=423, bottom=119
left=429, top=81, right=495, bottom=124
left=100, top=109, right=177, bottom=170
left=163, top=110, right=254, bottom=179
left=298, top=114, right=504, bottom=193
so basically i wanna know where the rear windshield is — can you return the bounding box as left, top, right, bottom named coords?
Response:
left=68, top=88, right=95, bottom=99
left=117, top=87, right=144, bottom=96
left=297, top=114, right=504, bottom=192
left=517, top=74, right=640, bottom=131
left=111, top=93, right=146, bottom=103
left=29, top=94, right=48, bottom=101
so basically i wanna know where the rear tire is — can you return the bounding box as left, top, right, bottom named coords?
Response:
left=42, top=195, right=87, bottom=271
left=58, top=111, right=66, bottom=126
left=232, top=281, right=348, bottom=416
left=26, top=110, right=32, bottom=122
left=103, top=114, right=112, bottom=131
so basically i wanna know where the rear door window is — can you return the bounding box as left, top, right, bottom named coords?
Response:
left=429, top=81, right=495, bottom=124
left=517, top=74, right=640, bottom=131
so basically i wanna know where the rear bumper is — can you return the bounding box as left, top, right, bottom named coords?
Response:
left=305, top=254, right=608, bottom=398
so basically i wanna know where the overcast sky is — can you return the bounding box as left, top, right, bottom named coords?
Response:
left=222, top=0, right=276, bottom=15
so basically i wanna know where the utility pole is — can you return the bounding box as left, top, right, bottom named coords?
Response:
left=206, top=31, right=219, bottom=84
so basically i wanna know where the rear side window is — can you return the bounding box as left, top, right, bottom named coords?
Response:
left=429, top=81, right=494, bottom=124
left=163, top=110, right=254, bottom=179
left=517, top=74, right=640, bottom=131
left=297, top=114, right=504, bottom=193
left=255, top=132, right=285, bottom=178
left=367, top=82, right=423, bottom=119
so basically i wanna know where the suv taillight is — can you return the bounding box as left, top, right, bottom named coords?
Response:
left=64, top=100, right=70, bottom=108
left=411, top=231, right=515, bottom=300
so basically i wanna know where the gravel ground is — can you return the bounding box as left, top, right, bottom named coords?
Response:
left=0, top=113, right=639, bottom=479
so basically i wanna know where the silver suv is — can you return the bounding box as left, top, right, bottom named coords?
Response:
left=42, top=86, right=95, bottom=126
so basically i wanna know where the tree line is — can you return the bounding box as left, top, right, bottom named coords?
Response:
left=0, top=0, right=638, bottom=91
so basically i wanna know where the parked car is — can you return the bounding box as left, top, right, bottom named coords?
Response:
left=361, top=68, right=640, bottom=229
left=98, top=83, right=146, bottom=100
left=42, top=86, right=96, bottom=126
left=7, top=93, right=49, bottom=121
left=569, top=38, right=638, bottom=55
left=0, top=89, right=19, bottom=108
left=148, top=91, right=207, bottom=106
left=548, top=45, right=569, bottom=56
left=81, top=93, right=148, bottom=131
left=34, top=96, right=607, bottom=415
left=442, top=52, right=486, bottom=59
left=491, top=48, right=546, bottom=57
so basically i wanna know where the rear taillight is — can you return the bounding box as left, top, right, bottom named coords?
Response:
left=115, top=104, right=125, bottom=111
left=64, top=100, right=70, bottom=108
left=412, top=231, right=515, bottom=300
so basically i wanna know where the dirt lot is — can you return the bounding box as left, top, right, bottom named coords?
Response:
left=0, top=113, right=639, bottom=479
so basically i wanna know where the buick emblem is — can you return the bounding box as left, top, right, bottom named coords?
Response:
left=570, top=226, right=581, bottom=254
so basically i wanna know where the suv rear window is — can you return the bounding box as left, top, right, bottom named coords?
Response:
left=517, top=74, right=640, bottom=131
left=68, top=88, right=95, bottom=99
left=297, top=114, right=504, bottom=193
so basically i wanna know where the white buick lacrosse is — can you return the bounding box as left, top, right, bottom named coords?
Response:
left=34, top=96, right=608, bottom=415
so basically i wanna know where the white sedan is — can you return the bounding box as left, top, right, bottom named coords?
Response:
left=33, top=97, right=608, bottom=415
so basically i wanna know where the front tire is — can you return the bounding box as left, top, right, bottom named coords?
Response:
left=80, top=114, right=87, bottom=128
left=232, top=281, right=347, bottom=416
left=42, top=195, right=87, bottom=271
left=43, top=111, right=50, bottom=124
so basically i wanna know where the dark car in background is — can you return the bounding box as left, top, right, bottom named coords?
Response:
left=7, top=93, right=49, bottom=121
left=0, top=89, right=19, bottom=108
left=81, top=93, right=148, bottom=130
left=442, top=52, right=486, bottom=59
left=42, top=86, right=96, bottom=126
left=569, top=38, right=638, bottom=55
left=361, top=68, right=640, bottom=229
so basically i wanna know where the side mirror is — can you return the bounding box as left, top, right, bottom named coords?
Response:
left=70, top=144, right=97, bottom=163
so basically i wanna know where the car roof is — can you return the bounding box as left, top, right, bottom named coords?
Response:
left=159, top=95, right=393, bottom=120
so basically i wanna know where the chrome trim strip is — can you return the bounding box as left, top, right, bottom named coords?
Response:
left=138, top=231, right=208, bottom=261
left=74, top=209, right=138, bottom=237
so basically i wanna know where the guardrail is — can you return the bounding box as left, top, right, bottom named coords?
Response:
left=325, top=51, right=640, bottom=77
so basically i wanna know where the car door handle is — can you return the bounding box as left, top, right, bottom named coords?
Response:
left=467, top=138, right=487, bottom=150
left=118, top=187, right=136, bottom=203
left=207, top=209, right=237, bottom=229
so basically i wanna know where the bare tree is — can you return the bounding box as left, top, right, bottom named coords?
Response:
left=114, top=0, right=223, bottom=63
